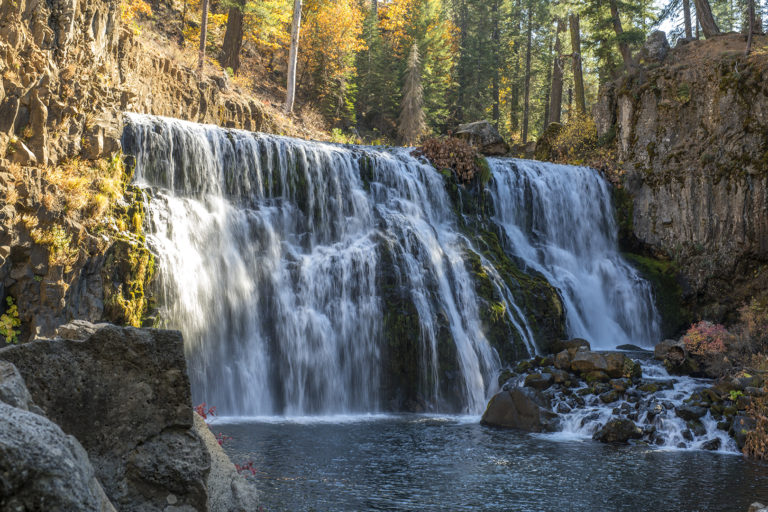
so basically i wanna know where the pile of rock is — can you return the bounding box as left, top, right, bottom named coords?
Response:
left=482, top=338, right=765, bottom=449
left=0, top=321, right=258, bottom=511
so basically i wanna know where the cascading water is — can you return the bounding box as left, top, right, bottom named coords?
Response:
left=124, top=114, right=510, bottom=416
left=488, top=159, right=660, bottom=349
left=122, top=114, right=660, bottom=416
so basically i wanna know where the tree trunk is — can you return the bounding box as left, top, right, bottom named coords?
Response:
left=542, top=35, right=553, bottom=130
left=549, top=18, right=565, bottom=124
left=609, top=0, right=635, bottom=70
left=683, top=0, right=693, bottom=38
left=746, top=0, right=755, bottom=54
left=693, top=0, right=720, bottom=37
left=197, top=0, right=210, bottom=75
left=522, top=1, right=533, bottom=143
left=509, top=0, right=523, bottom=134
left=569, top=14, right=586, bottom=115
left=491, top=0, right=501, bottom=126
left=180, top=0, right=188, bottom=45
left=285, top=0, right=302, bottom=114
left=220, top=0, right=245, bottom=75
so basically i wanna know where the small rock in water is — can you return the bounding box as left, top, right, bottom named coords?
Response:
left=616, top=344, right=650, bottom=352
left=600, top=390, right=621, bottom=404
left=593, top=418, right=643, bottom=443
left=524, top=372, right=554, bottom=391
left=701, top=438, right=722, bottom=451
left=676, top=405, right=707, bottom=421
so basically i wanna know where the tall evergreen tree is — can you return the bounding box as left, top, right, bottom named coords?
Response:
left=398, top=44, right=427, bottom=144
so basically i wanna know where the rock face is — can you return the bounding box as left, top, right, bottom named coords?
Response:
left=455, top=120, right=510, bottom=156
left=0, top=323, right=213, bottom=512
left=607, top=34, right=768, bottom=322
left=480, top=387, right=558, bottom=432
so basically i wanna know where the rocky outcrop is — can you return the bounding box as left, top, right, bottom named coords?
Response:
left=454, top=120, right=510, bottom=156
left=0, top=322, right=257, bottom=511
left=0, top=0, right=280, bottom=339
left=605, top=34, right=768, bottom=323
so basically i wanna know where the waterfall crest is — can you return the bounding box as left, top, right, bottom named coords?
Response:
left=123, top=114, right=658, bottom=416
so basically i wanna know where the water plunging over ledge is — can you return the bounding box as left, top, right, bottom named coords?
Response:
left=122, top=113, right=659, bottom=416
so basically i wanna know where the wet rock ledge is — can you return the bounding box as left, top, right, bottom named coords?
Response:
left=0, top=321, right=258, bottom=511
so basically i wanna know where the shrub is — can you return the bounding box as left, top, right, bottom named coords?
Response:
left=194, top=403, right=217, bottom=420
left=744, top=393, right=768, bottom=460
left=681, top=321, right=733, bottom=356
left=0, top=297, right=21, bottom=344
left=415, top=137, right=481, bottom=183
left=31, top=225, right=78, bottom=268
left=736, top=297, right=768, bottom=355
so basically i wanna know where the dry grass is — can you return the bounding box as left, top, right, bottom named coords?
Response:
left=42, top=154, right=126, bottom=226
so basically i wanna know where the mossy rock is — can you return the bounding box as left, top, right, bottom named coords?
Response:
left=623, top=252, right=690, bottom=338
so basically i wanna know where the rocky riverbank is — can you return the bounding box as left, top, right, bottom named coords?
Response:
left=482, top=338, right=767, bottom=453
left=0, top=321, right=258, bottom=511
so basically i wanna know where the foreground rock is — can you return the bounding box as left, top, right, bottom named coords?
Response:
left=454, top=120, right=510, bottom=156
left=481, top=387, right=558, bottom=432
left=0, top=322, right=258, bottom=512
left=193, top=414, right=259, bottom=511
left=0, top=362, right=115, bottom=512
left=0, top=402, right=116, bottom=512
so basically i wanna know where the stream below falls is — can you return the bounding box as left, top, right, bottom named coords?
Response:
left=212, top=415, right=768, bottom=512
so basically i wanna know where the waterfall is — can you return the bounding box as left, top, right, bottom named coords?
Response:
left=488, top=159, right=660, bottom=349
left=122, top=114, right=659, bottom=416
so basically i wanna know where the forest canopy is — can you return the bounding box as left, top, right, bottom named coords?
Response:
left=135, top=0, right=768, bottom=144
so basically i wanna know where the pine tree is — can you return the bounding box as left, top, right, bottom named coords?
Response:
left=398, top=44, right=426, bottom=145
left=355, top=2, right=400, bottom=136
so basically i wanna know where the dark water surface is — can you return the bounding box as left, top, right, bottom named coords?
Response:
left=214, top=415, right=768, bottom=512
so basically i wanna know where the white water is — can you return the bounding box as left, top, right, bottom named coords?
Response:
left=488, top=159, right=660, bottom=349
left=123, top=114, right=660, bottom=416
left=544, top=358, right=738, bottom=454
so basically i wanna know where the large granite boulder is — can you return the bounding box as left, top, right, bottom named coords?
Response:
left=454, top=120, right=510, bottom=156
left=480, top=387, right=558, bottom=432
left=0, top=322, right=210, bottom=512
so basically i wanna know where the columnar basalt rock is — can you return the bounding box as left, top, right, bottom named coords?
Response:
left=604, top=34, right=768, bottom=323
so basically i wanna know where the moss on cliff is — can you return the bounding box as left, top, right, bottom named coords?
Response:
left=623, top=252, right=690, bottom=338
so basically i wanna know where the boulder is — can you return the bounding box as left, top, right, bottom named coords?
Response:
left=675, top=405, right=707, bottom=421
left=570, top=350, right=608, bottom=374
left=551, top=338, right=591, bottom=355
left=593, top=418, right=643, bottom=443
left=554, top=349, right=571, bottom=370
left=0, top=322, right=210, bottom=512
left=640, top=30, right=670, bottom=63
left=604, top=352, right=625, bottom=378
left=481, top=387, right=558, bottom=432
left=192, top=414, right=260, bottom=511
left=654, top=339, right=685, bottom=361
left=0, top=360, right=37, bottom=411
left=524, top=372, right=554, bottom=391
left=454, top=120, right=509, bottom=156
left=0, top=401, right=116, bottom=512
